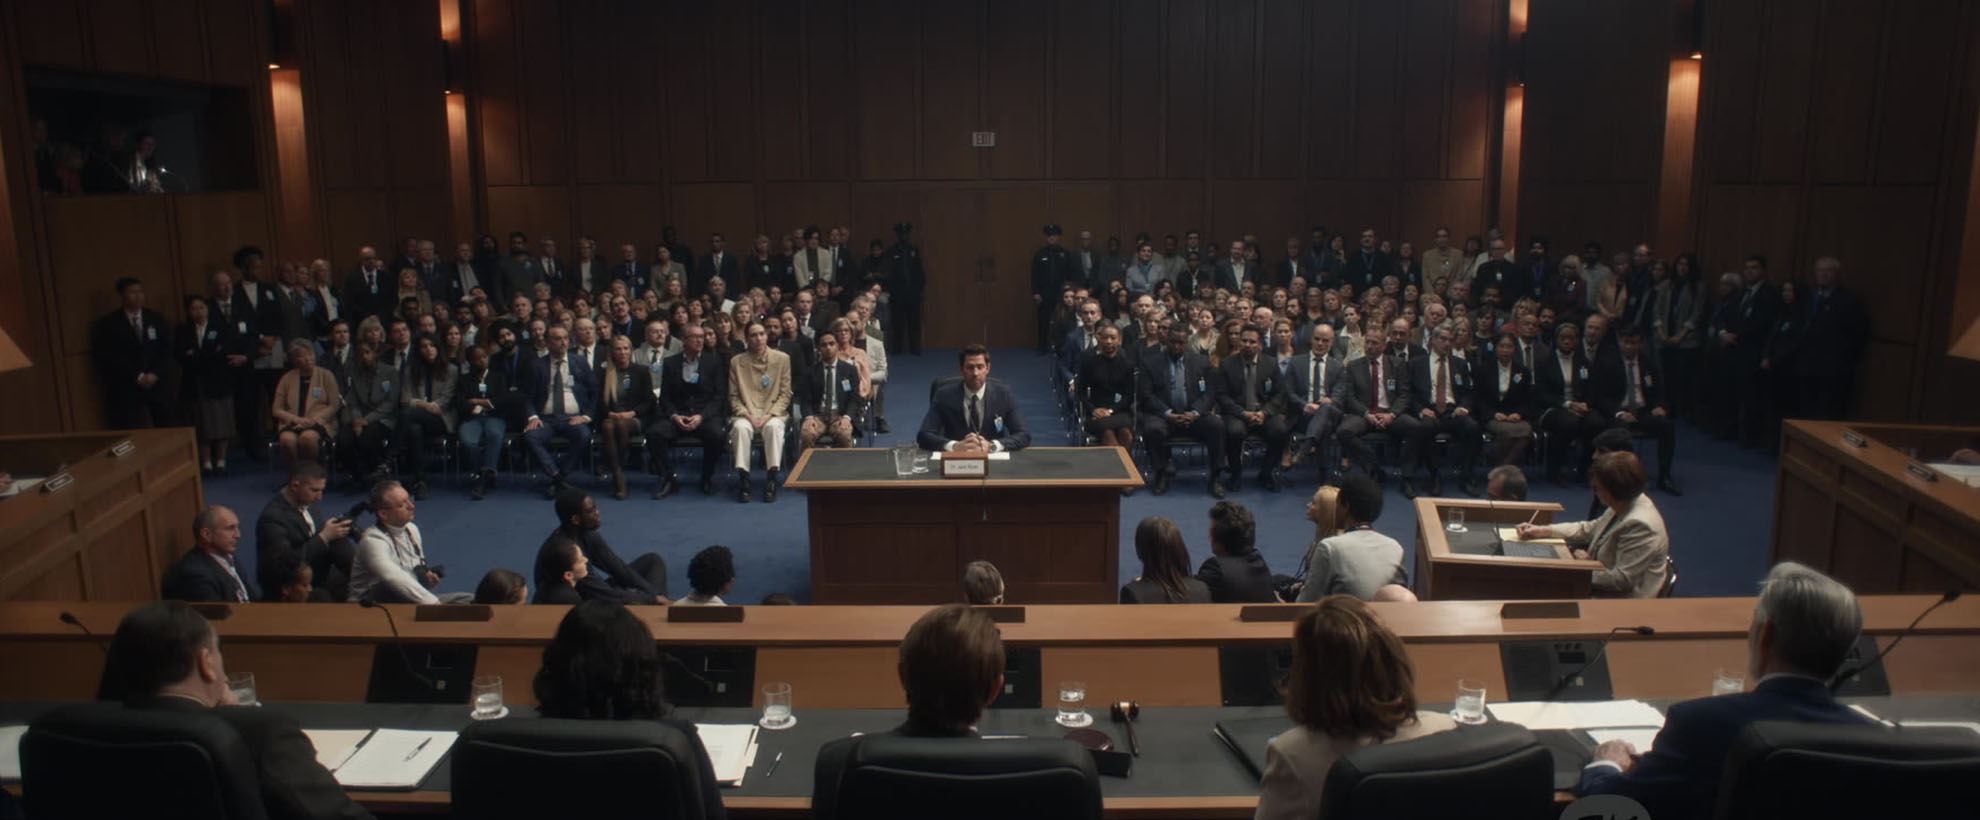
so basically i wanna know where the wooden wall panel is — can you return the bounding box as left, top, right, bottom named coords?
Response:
left=1211, top=181, right=1300, bottom=251
left=761, top=183, right=853, bottom=247
left=1751, top=1, right=1816, bottom=184
left=666, top=183, right=757, bottom=260
left=704, top=1, right=758, bottom=182
left=1047, top=183, right=1115, bottom=248
left=10, top=2, right=87, bottom=68
left=1875, top=0, right=1962, bottom=186
left=1398, top=0, right=1454, bottom=182
left=1113, top=7, right=1162, bottom=177
left=1256, top=0, right=1305, bottom=178
left=322, top=190, right=390, bottom=265
left=202, top=0, right=262, bottom=84
left=484, top=186, right=571, bottom=250
left=173, top=192, right=272, bottom=294
left=918, top=0, right=979, bottom=181
left=148, top=0, right=208, bottom=83
left=87, top=0, right=152, bottom=77
left=1807, top=0, right=1881, bottom=185
left=574, top=185, right=665, bottom=254
left=472, top=0, right=524, bottom=186
left=758, top=0, right=806, bottom=182
left=1051, top=0, right=1112, bottom=179
left=852, top=0, right=916, bottom=180
left=1208, top=0, right=1259, bottom=180
left=803, top=0, right=854, bottom=181
left=1163, top=0, right=1209, bottom=180
left=984, top=0, right=1047, bottom=181
left=44, top=198, right=175, bottom=356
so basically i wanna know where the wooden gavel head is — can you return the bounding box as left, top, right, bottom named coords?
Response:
left=1110, top=701, right=1140, bottom=722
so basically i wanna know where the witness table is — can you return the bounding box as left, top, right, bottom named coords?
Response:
left=782, top=447, right=1143, bottom=604
left=1413, top=498, right=1602, bottom=600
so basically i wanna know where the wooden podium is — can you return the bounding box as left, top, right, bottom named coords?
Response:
left=1774, top=420, right=1980, bottom=594
left=1412, top=497, right=1601, bottom=600
left=783, top=446, right=1142, bottom=604
left=0, top=428, right=204, bottom=601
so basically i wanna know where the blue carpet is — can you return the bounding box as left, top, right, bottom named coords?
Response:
left=205, top=348, right=1776, bottom=603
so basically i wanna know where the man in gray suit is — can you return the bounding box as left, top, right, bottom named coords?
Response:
left=1284, top=323, right=1349, bottom=484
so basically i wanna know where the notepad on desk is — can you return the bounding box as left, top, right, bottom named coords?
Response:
left=302, top=728, right=373, bottom=772
left=1488, top=699, right=1667, bottom=731
left=0, top=724, right=26, bottom=779
left=694, top=723, right=760, bottom=786
left=330, top=729, right=456, bottom=789
left=1496, top=527, right=1568, bottom=546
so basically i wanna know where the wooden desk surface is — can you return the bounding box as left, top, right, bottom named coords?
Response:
left=1414, top=497, right=1599, bottom=569
left=784, top=446, right=1142, bottom=489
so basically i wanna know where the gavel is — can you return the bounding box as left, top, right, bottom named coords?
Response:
left=1109, top=701, right=1141, bottom=756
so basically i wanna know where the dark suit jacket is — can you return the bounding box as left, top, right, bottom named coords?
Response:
left=918, top=381, right=1030, bottom=452
left=1590, top=352, right=1667, bottom=418
left=1283, top=352, right=1348, bottom=411
left=1408, top=352, right=1475, bottom=415
left=1532, top=349, right=1595, bottom=414
left=610, top=261, right=651, bottom=296
left=1473, top=358, right=1537, bottom=420
left=1211, top=259, right=1249, bottom=293
left=692, top=252, right=741, bottom=296
left=1195, top=551, right=1277, bottom=603
left=1139, top=349, right=1220, bottom=418
left=497, top=253, right=543, bottom=302
left=340, top=268, right=392, bottom=323
left=177, top=320, right=243, bottom=400
left=254, top=495, right=353, bottom=599
left=523, top=351, right=598, bottom=420
left=130, top=696, right=372, bottom=820
left=1270, top=258, right=1306, bottom=289
left=1176, top=267, right=1220, bottom=299
left=532, top=582, right=581, bottom=605
left=538, top=526, right=661, bottom=604
left=799, top=358, right=863, bottom=419
left=460, top=362, right=527, bottom=428
left=160, top=548, right=254, bottom=603
left=1574, top=675, right=1870, bottom=820
left=1215, top=354, right=1286, bottom=416
left=598, top=364, right=656, bottom=418
left=1342, top=354, right=1413, bottom=417
left=660, top=351, right=728, bottom=421
left=1341, top=249, right=1396, bottom=292
left=1793, top=285, right=1868, bottom=378
left=91, top=308, right=172, bottom=391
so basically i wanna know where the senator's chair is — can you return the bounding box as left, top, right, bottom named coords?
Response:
left=1318, top=722, right=1553, bottom=820
left=1714, top=720, right=1980, bottom=820
left=22, top=701, right=269, bottom=820
left=812, top=734, right=1102, bottom=820
left=452, top=717, right=717, bottom=820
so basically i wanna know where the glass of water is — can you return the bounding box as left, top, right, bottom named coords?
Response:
left=1055, top=680, right=1092, bottom=728
left=912, top=450, right=931, bottom=474
left=226, top=672, right=259, bottom=706
left=1444, top=507, right=1467, bottom=533
left=760, top=681, right=796, bottom=729
left=891, top=443, right=916, bottom=477
left=470, top=675, right=505, bottom=720
left=1712, top=668, right=1746, bottom=696
left=1452, top=679, right=1488, bottom=725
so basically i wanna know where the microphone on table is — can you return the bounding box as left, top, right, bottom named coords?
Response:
left=1830, top=590, right=1961, bottom=693
left=359, top=599, right=439, bottom=691
left=60, top=611, right=108, bottom=654
left=1545, top=626, right=1655, bottom=700
left=661, top=651, right=723, bottom=694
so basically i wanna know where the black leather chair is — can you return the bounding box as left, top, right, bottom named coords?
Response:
left=1318, top=722, right=1553, bottom=820
left=22, top=701, right=269, bottom=820
left=451, top=717, right=715, bottom=820
left=812, top=733, right=1102, bottom=820
left=1714, top=720, right=1980, bottom=820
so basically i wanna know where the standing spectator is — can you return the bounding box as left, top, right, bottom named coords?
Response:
left=1722, top=255, right=1779, bottom=449
left=90, top=276, right=172, bottom=429
left=1792, top=257, right=1869, bottom=421
left=176, top=294, right=242, bottom=474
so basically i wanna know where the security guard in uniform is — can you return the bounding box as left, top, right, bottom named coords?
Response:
left=1031, top=224, right=1073, bottom=353
left=886, top=222, right=926, bottom=355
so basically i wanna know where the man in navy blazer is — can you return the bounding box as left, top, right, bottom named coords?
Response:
left=160, top=507, right=255, bottom=603
left=1574, top=562, right=1872, bottom=819
left=522, top=324, right=597, bottom=496
left=1138, top=328, right=1227, bottom=497
left=918, top=345, right=1030, bottom=453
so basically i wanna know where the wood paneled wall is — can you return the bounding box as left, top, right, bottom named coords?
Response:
left=1692, top=0, right=1980, bottom=422
left=1516, top=0, right=1681, bottom=257
left=0, top=0, right=279, bottom=436
left=464, top=0, right=1506, bottom=347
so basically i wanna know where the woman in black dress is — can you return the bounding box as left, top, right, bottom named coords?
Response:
left=176, top=294, right=240, bottom=475
left=1077, top=324, right=1137, bottom=465
left=596, top=335, right=655, bottom=499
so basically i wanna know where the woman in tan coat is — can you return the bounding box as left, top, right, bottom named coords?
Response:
left=271, top=339, right=341, bottom=471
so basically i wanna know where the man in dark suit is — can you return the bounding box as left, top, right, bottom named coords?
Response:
left=1271, top=237, right=1309, bottom=290
left=1385, top=317, right=1428, bottom=371
left=792, top=288, right=839, bottom=341
left=692, top=232, right=741, bottom=297
left=1473, top=238, right=1517, bottom=307
left=648, top=323, right=729, bottom=499
left=918, top=345, right=1031, bottom=453
left=1475, top=332, right=1538, bottom=467
left=1031, top=225, right=1074, bottom=352
left=1792, top=256, right=1869, bottom=421
left=1575, top=562, right=1872, bottom=820
left=496, top=231, right=543, bottom=303
left=1515, top=237, right=1552, bottom=303
left=90, top=276, right=173, bottom=429
left=1139, top=328, right=1228, bottom=497
left=1194, top=501, right=1277, bottom=603
left=1721, top=254, right=1779, bottom=449
left=1216, top=326, right=1291, bottom=492
left=1211, top=239, right=1250, bottom=294
left=1595, top=325, right=1682, bottom=495
left=435, top=241, right=484, bottom=306
left=1534, top=320, right=1611, bottom=484
left=161, top=507, right=254, bottom=603
left=1059, top=298, right=1105, bottom=386
left=1340, top=227, right=1396, bottom=293
left=98, top=601, right=372, bottom=820
left=886, top=222, right=927, bottom=355
left=389, top=236, right=420, bottom=280
left=521, top=325, right=596, bottom=496
left=1337, top=332, right=1422, bottom=485
left=1409, top=327, right=1483, bottom=497
left=1282, top=323, right=1349, bottom=483
left=341, top=246, right=392, bottom=323
left=254, top=463, right=356, bottom=602
left=798, top=330, right=864, bottom=450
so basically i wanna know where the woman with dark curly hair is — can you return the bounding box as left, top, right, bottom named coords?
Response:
left=532, top=600, right=727, bottom=817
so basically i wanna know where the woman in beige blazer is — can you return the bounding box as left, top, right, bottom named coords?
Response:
left=271, top=339, right=341, bottom=471
left=1516, top=450, right=1670, bottom=597
left=1254, top=596, right=1458, bottom=820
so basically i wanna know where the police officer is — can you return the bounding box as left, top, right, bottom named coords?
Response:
left=886, top=221, right=926, bottom=356
left=1031, top=224, right=1073, bottom=353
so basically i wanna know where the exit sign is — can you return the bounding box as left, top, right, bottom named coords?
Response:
left=971, top=131, right=997, bottom=148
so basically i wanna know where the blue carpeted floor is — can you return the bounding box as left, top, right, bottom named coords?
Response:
left=205, top=348, right=1776, bottom=603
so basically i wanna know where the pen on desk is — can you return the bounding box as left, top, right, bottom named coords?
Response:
left=764, top=750, right=783, bottom=777
left=402, top=737, right=431, bottom=762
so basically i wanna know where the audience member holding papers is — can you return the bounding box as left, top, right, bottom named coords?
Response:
left=98, top=600, right=372, bottom=820
left=1572, top=561, right=1872, bottom=818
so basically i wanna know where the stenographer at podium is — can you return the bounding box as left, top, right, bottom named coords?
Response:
left=917, top=344, right=1030, bottom=454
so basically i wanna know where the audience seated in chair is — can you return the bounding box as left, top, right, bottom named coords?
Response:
left=1574, top=561, right=1872, bottom=819
left=961, top=559, right=1005, bottom=605
left=1295, top=475, right=1406, bottom=602
left=161, top=506, right=254, bottom=604
left=531, top=537, right=587, bottom=605
left=1254, top=595, right=1457, bottom=820
left=1195, top=501, right=1278, bottom=603
left=1121, top=517, right=1212, bottom=604
left=1484, top=464, right=1527, bottom=502
left=544, top=489, right=670, bottom=604
left=255, top=462, right=356, bottom=602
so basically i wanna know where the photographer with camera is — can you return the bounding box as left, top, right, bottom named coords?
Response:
left=350, top=479, right=472, bottom=604
left=253, top=462, right=357, bottom=601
